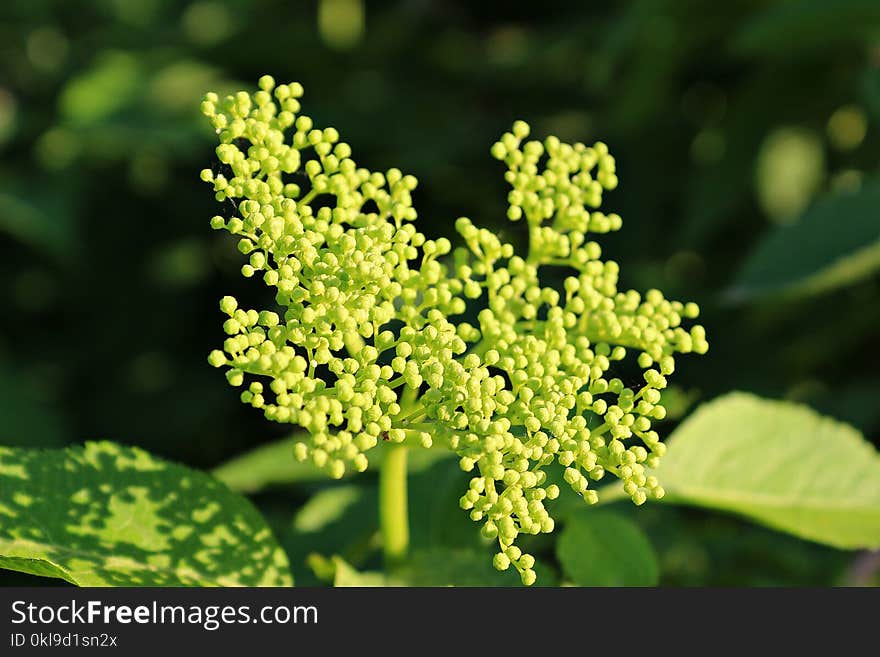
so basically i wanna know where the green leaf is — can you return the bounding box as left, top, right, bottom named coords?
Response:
left=213, top=436, right=454, bottom=494
left=655, top=392, right=880, bottom=549
left=331, top=556, right=403, bottom=587
left=0, top=441, right=292, bottom=586
left=729, top=183, right=880, bottom=301
left=285, top=484, right=378, bottom=580
left=556, top=510, right=658, bottom=586
left=211, top=437, right=326, bottom=493
left=294, top=484, right=365, bottom=534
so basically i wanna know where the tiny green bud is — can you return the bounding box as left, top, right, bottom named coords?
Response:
left=219, top=296, right=238, bottom=315
left=493, top=552, right=511, bottom=571
left=202, top=76, right=709, bottom=586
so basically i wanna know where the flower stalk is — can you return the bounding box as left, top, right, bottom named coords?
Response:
left=379, top=444, right=409, bottom=568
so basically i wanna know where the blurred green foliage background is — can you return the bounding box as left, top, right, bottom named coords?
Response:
left=1, top=0, right=879, bottom=586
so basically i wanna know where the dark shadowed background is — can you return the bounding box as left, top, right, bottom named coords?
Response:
left=1, top=0, right=879, bottom=586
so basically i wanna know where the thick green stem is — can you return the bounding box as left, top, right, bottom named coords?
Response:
left=379, top=444, right=409, bottom=568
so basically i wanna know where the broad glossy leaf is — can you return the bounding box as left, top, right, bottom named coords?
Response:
left=0, top=441, right=292, bottom=586
left=729, top=183, right=880, bottom=301
left=557, top=510, right=658, bottom=586
left=656, top=393, right=880, bottom=549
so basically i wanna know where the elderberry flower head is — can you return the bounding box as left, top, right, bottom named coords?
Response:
left=201, top=77, right=708, bottom=585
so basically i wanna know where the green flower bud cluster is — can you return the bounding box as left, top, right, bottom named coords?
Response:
left=201, top=78, right=708, bottom=584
